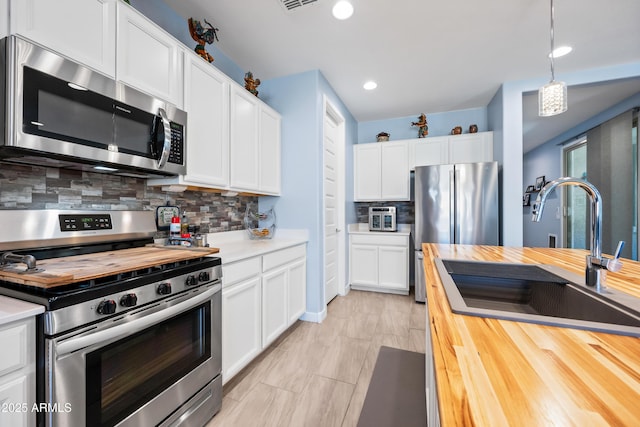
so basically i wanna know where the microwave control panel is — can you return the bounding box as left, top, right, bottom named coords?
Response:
left=168, top=122, right=184, bottom=165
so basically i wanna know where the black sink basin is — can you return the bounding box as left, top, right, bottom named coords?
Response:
left=435, top=258, right=640, bottom=337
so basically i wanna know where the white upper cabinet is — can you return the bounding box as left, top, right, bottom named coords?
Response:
left=410, top=136, right=448, bottom=168
left=116, top=2, right=183, bottom=107
left=229, top=86, right=260, bottom=191
left=258, top=105, right=282, bottom=195
left=9, top=0, right=117, bottom=77
left=354, top=141, right=410, bottom=201
left=448, top=132, right=493, bottom=164
left=411, top=131, right=493, bottom=169
left=181, top=50, right=230, bottom=187
left=229, top=85, right=282, bottom=195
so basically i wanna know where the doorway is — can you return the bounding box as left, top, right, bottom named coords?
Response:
left=323, top=97, right=346, bottom=305
left=563, top=138, right=588, bottom=249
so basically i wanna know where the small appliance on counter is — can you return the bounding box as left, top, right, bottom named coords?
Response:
left=368, top=206, right=397, bottom=232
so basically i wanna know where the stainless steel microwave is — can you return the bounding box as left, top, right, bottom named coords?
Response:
left=0, top=36, right=186, bottom=178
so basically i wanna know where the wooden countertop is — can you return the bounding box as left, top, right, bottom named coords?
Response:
left=422, top=244, right=640, bottom=426
left=0, top=245, right=219, bottom=288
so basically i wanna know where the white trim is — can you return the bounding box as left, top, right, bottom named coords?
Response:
left=300, top=307, right=327, bottom=323
left=322, top=95, right=347, bottom=307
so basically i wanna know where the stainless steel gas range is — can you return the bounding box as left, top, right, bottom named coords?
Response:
left=0, top=210, right=222, bottom=427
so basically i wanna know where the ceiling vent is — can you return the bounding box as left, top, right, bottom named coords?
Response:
left=278, top=0, right=318, bottom=13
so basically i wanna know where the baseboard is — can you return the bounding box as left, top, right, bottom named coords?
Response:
left=300, top=306, right=327, bottom=323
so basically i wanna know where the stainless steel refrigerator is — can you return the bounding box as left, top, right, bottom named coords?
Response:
left=414, top=161, right=499, bottom=302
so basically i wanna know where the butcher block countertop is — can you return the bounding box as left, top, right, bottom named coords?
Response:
left=422, top=244, right=640, bottom=427
left=0, top=245, right=219, bottom=288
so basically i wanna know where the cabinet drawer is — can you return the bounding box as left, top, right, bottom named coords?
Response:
left=223, top=257, right=261, bottom=287
left=263, top=245, right=306, bottom=272
left=350, top=234, right=408, bottom=246
left=0, top=322, right=28, bottom=377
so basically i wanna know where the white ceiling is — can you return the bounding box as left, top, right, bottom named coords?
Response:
left=164, top=0, right=640, bottom=151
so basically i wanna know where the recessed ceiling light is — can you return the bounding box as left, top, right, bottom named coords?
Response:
left=363, top=81, right=377, bottom=90
left=332, top=1, right=354, bottom=20
left=549, top=46, right=572, bottom=58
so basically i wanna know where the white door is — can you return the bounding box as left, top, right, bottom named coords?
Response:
left=323, top=98, right=345, bottom=304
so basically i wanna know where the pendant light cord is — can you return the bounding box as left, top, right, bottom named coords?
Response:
left=549, top=0, right=556, bottom=82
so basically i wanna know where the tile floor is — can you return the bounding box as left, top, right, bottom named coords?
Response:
left=207, top=289, right=426, bottom=427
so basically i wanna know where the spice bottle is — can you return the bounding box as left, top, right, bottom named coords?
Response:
left=170, top=215, right=181, bottom=240
left=181, top=211, right=189, bottom=235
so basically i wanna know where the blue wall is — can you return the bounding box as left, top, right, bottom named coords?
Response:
left=358, top=107, right=488, bottom=143
left=258, top=70, right=357, bottom=320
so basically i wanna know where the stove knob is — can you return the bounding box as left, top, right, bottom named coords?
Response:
left=97, top=300, right=117, bottom=315
left=198, top=271, right=211, bottom=282
left=120, top=293, right=138, bottom=307
left=185, top=275, right=197, bottom=286
left=157, top=283, right=172, bottom=295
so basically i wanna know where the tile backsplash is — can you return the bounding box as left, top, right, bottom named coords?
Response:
left=0, top=163, right=258, bottom=236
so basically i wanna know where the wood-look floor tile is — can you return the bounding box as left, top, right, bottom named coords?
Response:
left=212, top=383, right=296, bottom=426
left=375, top=309, right=412, bottom=337
left=342, top=311, right=380, bottom=341
left=262, top=339, right=329, bottom=393
left=410, top=301, right=427, bottom=330
left=370, top=332, right=414, bottom=352
left=409, top=328, right=427, bottom=353
left=315, top=335, right=370, bottom=384
left=205, top=396, right=239, bottom=426
left=327, top=292, right=359, bottom=318
left=224, top=347, right=283, bottom=401
left=289, top=375, right=355, bottom=427
left=277, top=315, right=348, bottom=351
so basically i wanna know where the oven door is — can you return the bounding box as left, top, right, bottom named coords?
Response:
left=45, top=284, right=221, bottom=427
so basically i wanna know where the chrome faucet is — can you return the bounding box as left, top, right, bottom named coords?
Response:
left=531, top=177, right=624, bottom=292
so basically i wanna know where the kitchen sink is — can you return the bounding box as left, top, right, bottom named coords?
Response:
left=435, top=258, right=640, bottom=337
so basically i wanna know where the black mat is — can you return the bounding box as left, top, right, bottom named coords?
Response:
left=357, top=346, right=427, bottom=427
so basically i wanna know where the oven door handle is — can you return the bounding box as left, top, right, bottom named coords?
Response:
left=56, top=284, right=220, bottom=356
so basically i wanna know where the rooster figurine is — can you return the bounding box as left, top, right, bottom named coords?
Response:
left=188, top=18, right=219, bottom=63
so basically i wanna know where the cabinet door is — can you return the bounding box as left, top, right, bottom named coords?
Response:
left=287, top=259, right=306, bottom=325
left=354, top=144, right=381, bottom=201
left=221, top=277, right=261, bottom=383
left=413, top=136, right=449, bottom=169
left=183, top=53, right=230, bottom=187
left=448, top=132, right=493, bottom=164
left=116, top=4, right=182, bottom=106
left=229, top=86, right=259, bottom=191
left=259, top=106, right=281, bottom=195
left=262, top=267, right=288, bottom=347
left=10, top=0, right=116, bottom=76
left=0, top=376, right=29, bottom=427
left=378, top=245, right=408, bottom=290
left=350, top=244, right=378, bottom=286
left=381, top=142, right=410, bottom=200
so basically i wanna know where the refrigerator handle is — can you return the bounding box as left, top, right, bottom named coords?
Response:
left=450, top=169, right=455, bottom=243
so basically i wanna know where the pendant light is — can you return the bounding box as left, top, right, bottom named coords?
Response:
left=538, top=0, right=567, bottom=117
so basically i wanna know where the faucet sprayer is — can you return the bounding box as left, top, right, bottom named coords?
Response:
left=531, top=177, right=624, bottom=292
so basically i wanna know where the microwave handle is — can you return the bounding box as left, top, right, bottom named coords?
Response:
left=157, top=107, right=172, bottom=169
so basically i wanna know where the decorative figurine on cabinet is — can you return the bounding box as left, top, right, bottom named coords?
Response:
left=188, top=18, right=219, bottom=63
left=411, top=114, right=429, bottom=138
left=244, top=71, right=261, bottom=97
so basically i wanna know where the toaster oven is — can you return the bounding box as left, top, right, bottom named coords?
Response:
left=368, top=206, right=397, bottom=231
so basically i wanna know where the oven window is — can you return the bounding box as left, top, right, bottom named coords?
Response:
left=86, top=302, right=211, bottom=427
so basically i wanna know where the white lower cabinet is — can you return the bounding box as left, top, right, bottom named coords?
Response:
left=221, top=244, right=306, bottom=383
left=0, top=317, right=36, bottom=427
left=349, top=232, right=409, bottom=294
left=221, top=273, right=261, bottom=383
